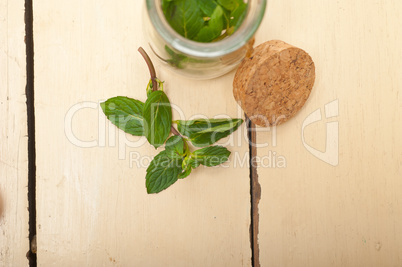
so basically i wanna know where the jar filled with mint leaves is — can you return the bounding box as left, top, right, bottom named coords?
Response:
left=143, top=0, right=267, bottom=79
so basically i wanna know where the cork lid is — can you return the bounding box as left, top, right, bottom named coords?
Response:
left=233, top=40, right=315, bottom=127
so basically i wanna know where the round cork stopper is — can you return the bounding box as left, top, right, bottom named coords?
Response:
left=233, top=40, right=315, bottom=127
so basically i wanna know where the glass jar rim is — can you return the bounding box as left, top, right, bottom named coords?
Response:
left=146, top=0, right=267, bottom=58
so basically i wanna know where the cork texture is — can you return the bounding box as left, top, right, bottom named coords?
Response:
left=233, top=40, right=315, bottom=126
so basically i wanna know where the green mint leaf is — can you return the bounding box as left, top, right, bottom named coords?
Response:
left=162, top=0, right=247, bottom=42
left=143, top=91, right=172, bottom=149
left=165, top=45, right=211, bottom=67
left=165, top=45, right=188, bottom=69
left=195, top=5, right=224, bottom=43
left=190, top=159, right=201, bottom=168
left=178, top=164, right=192, bottom=179
left=177, top=118, right=243, bottom=147
left=147, top=89, right=153, bottom=98
left=178, top=155, right=194, bottom=179
left=230, top=1, right=247, bottom=30
left=162, top=0, right=173, bottom=15
left=100, top=96, right=145, bottom=136
left=196, top=0, right=218, bottom=16
left=165, top=135, right=185, bottom=158
left=178, top=169, right=191, bottom=179
left=222, top=8, right=231, bottom=30
left=217, top=0, right=243, bottom=11
left=163, top=0, right=205, bottom=39
left=192, top=146, right=231, bottom=167
left=146, top=150, right=183, bottom=194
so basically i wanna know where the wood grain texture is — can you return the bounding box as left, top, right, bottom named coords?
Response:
left=33, top=1, right=251, bottom=266
left=256, top=0, right=402, bottom=266
left=0, top=0, right=30, bottom=265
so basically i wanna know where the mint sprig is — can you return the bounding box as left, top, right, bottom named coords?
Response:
left=100, top=47, right=243, bottom=194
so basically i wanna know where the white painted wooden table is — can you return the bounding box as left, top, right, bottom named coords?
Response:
left=1, top=0, right=401, bottom=266
left=257, top=1, right=402, bottom=266
left=33, top=1, right=251, bottom=266
left=0, top=0, right=30, bottom=265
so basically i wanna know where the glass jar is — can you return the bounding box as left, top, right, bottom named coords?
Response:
left=143, top=0, right=267, bottom=80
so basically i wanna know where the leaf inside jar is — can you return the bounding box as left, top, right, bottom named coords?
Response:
left=162, top=0, right=248, bottom=43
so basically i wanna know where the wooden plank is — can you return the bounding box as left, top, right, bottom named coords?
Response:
left=33, top=1, right=251, bottom=266
left=0, top=0, right=30, bottom=265
left=256, top=0, right=402, bottom=266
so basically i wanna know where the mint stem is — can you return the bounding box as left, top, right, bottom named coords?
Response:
left=138, top=47, right=158, bottom=90
left=138, top=47, right=181, bottom=137
left=170, top=124, right=181, bottom=136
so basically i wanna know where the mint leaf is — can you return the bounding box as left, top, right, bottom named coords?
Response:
left=146, top=150, right=183, bottom=194
left=162, top=0, right=248, bottom=42
left=196, top=0, right=218, bottom=16
left=195, top=5, right=224, bottom=43
left=192, top=146, right=231, bottom=167
left=143, top=91, right=172, bottom=148
left=222, top=8, right=231, bottom=30
left=177, top=118, right=243, bottom=147
left=165, top=135, right=186, bottom=158
left=178, top=162, right=192, bottom=179
left=164, top=45, right=209, bottom=68
left=100, top=96, right=145, bottom=136
left=217, top=0, right=243, bottom=11
left=178, top=155, right=195, bottom=179
left=230, top=1, right=247, bottom=30
left=163, top=0, right=205, bottom=39
left=162, top=0, right=173, bottom=14
left=165, top=45, right=188, bottom=69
